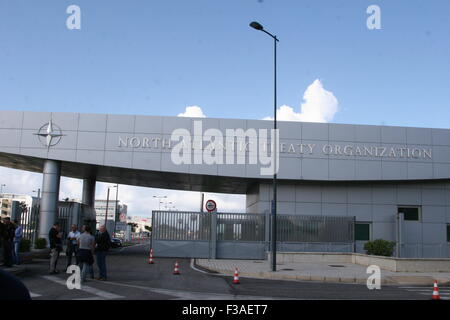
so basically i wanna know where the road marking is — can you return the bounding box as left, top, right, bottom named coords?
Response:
left=29, top=292, right=42, bottom=298
left=41, top=275, right=124, bottom=300
left=399, top=286, right=450, bottom=300
left=100, top=279, right=285, bottom=300
left=405, top=289, right=450, bottom=292
left=399, top=286, right=450, bottom=290
left=418, top=293, right=450, bottom=299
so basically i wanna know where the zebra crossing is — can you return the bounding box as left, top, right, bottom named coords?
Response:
left=28, top=275, right=124, bottom=300
left=399, top=286, right=450, bottom=300
left=29, top=292, right=42, bottom=298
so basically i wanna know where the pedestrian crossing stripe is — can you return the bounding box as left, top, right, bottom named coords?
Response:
left=37, top=275, right=124, bottom=300
left=29, top=292, right=42, bottom=298
left=404, top=289, right=450, bottom=292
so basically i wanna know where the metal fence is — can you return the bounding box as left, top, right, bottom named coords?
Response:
left=58, top=205, right=77, bottom=237
left=21, top=205, right=40, bottom=244
left=152, top=211, right=212, bottom=241
left=277, top=215, right=354, bottom=243
left=18, top=203, right=89, bottom=244
left=217, top=213, right=266, bottom=241
left=152, top=211, right=354, bottom=243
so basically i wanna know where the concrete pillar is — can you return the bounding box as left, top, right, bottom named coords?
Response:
left=82, top=178, right=96, bottom=229
left=82, top=178, right=96, bottom=208
left=38, top=160, right=61, bottom=243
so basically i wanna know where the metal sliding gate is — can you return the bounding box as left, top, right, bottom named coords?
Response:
left=151, top=211, right=355, bottom=260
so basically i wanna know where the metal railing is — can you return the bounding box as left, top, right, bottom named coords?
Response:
left=152, top=211, right=354, bottom=244
left=217, top=213, right=266, bottom=241
left=152, top=211, right=212, bottom=241
left=21, top=205, right=40, bottom=244
left=19, top=204, right=89, bottom=244
left=276, top=215, right=354, bottom=243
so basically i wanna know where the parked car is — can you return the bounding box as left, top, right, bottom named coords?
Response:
left=111, top=238, right=123, bottom=248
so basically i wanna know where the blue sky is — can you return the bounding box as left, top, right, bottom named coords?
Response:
left=1, top=1, right=450, bottom=215
left=1, top=0, right=449, bottom=127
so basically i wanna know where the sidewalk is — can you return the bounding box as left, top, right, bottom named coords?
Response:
left=195, top=258, right=450, bottom=285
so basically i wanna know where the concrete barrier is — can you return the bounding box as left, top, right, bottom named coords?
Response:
left=272, top=252, right=450, bottom=272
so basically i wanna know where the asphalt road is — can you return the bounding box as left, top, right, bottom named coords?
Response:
left=14, top=243, right=446, bottom=300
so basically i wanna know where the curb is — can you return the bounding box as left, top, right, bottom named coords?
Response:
left=194, top=260, right=450, bottom=286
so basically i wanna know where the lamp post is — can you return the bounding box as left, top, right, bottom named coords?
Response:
left=113, top=184, right=119, bottom=238
left=104, top=185, right=117, bottom=230
left=153, top=195, right=167, bottom=211
left=32, top=188, right=41, bottom=207
left=249, top=21, right=279, bottom=272
left=164, top=201, right=173, bottom=210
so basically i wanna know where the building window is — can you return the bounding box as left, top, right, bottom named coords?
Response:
left=447, top=225, right=450, bottom=243
left=398, top=207, right=420, bottom=221
left=355, top=223, right=371, bottom=241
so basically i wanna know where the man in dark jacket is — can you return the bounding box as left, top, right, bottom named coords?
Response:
left=48, top=222, right=62, bottom=274
left=95, top=225, right=111, bottom=280
left=1, top=218, right=15, bottom=267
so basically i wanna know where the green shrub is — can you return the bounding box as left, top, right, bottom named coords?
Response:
left=20, top=239, right=31, bottom=252
left=34, top=238, right=47, bottom=249
left=364, top=239, right=396, bottom=257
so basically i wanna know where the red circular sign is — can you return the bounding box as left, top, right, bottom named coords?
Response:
left=205, top=199, right=217, bottom=212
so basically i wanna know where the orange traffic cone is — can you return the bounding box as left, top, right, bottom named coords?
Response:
left=173, top=261, right=180, bottom=275
left=432, top=281, right=440, bottom=300
left=233, top=268, right=240, bottom=284
left=148, top=249, right=154, bottom=264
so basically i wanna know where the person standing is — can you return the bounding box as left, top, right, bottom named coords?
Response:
left=13, top=220, right=23, bottom=265
left=48, top=222, right=63, bottom=274
left=66, top=224, right=80, bottom=269
left=77, top=225, right=95, bottom=282
left=95, top=225, right=111, bottom=281
left=1, top=218, right=15, bottom=267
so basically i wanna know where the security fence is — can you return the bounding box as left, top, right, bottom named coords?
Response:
left=152, top=211, right=212, bottom=241
left=217, top=213, right=266, bottom=242
left=21, top=205, right=40, bottom=244
left=277, top=215, right=354, bottom=243
left=151, top=211, right=355, bottom=259
left=17, top=202, right=95, bottom=246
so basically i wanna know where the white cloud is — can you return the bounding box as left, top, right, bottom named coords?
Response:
left=0, top=167, right=83, bottom=200
left=264, top=79, right=338, bottom=123
left=0, top=167, right=42, bottom=195
left=95, top=184, right=245, bottom=216
left=0, top=167, right=245, bottom=218
left=177, top=106, right=206, bottom=118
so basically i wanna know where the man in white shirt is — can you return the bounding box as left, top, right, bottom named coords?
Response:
left=66, top=224, right=81, bottom=268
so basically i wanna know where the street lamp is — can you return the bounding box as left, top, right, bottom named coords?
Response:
left=113, top=184, right=119, bottom=238
left=104, top=185, right=117, bottom=230
left=153, top=195, right=167, bottom=211
left=249, top=21, right=279, bottom=272
left=32, top=188, right=41, bottom=207
left=164, top=201, right=173, bottom=210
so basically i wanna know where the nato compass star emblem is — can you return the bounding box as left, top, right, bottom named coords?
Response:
left=34, top=120, right=64, bottom=148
